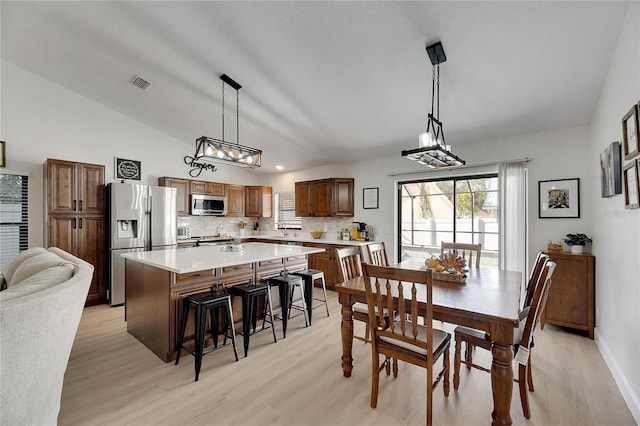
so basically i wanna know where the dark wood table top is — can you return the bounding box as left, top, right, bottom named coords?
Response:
left=335, top=260, right=522, bottom=329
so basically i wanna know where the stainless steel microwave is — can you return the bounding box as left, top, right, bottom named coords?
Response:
left=190, top=194, right=227, bottom=216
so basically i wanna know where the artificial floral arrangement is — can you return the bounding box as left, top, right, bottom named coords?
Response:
left=425, top=252, right=468, bottom=282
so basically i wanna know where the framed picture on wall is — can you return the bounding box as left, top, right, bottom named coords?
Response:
left=538, top=178, right=580, bottom=218
left=600, top=141, right=622, bottom=197
left=622, top=104, right=639, bottom=160
left=363, top=187, right=379, bottom=209
left=622, top=160, right=639, bottom=209
left=0, top=141, right=5, bottom=168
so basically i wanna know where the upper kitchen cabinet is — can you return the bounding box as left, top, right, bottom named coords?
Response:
left=158, top=177, right=189, bottom=216
left=245, top=186, right=272, bottom=217
left=190, top=180, right=225, bottom=196
left=225, top=184, right=244, bottom=217
left=295, top=178, right=354, bottom=217
left=47, top=159, right=105, bottom=215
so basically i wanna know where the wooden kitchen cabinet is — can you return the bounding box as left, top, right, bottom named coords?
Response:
left=541, top=251, right=595, bottom=339
left=45, top=159, right=106, bottom=306
left=245, top=186, right=272, bottom=217
left=295, top=178, right=354, bottom=217
left=304, top=242, right=354, bottom=289
left=190, top=180, right=225, bottom=196
left=225, top=184, right=244, bottom=217
left=158, top=177, right=190, bottom=216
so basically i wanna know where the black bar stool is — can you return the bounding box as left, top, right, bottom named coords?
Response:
left=267, top=274, right=308, bottom=338
left=292, top=269, right=330, bottom=325
left=227, top=281, right=277, bottom=357
left=175, top=290, right=239, bottom=381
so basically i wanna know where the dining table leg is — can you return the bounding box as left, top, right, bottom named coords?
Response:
left=490, top=324, right=515, bottom=426
left=338, top=294, right=354, bottom=377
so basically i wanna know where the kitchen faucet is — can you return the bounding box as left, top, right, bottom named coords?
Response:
left=282, top=222, right=288, bottom=237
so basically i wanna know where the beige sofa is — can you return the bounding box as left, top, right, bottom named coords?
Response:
left=0, top=247, right=93, bottom=425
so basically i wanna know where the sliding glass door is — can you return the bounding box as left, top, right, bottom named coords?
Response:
left=398, top=174, right=499, bottom=267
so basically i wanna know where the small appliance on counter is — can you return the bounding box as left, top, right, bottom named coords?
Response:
left=352, top=222, right=369, bottom=241
left=177, top=225, right=191, bottom=240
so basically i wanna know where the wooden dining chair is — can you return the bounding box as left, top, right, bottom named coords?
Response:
left=440, top=242, right=482, bottom=267
left=366, top=241, right=390, bottom=266
left=363, top=263, right=450, bottom=426
left=335, top=247, right=375, bottom=342
left=458, top=251, right=550, bottom=371
left=453, top=259, right=556, bottom=419
left=523, top=251, right=549, bottom=308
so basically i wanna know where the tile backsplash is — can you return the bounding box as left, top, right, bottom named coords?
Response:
left=178, top=216, right=374, bottom=239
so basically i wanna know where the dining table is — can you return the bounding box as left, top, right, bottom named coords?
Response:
left=335, top=260, right=522, bottom=426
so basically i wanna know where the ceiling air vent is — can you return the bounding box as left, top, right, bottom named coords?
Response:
left=130, top=75, right=151, bottom=90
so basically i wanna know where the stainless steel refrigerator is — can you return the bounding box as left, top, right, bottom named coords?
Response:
left=107, top=182, right=177, bottom=306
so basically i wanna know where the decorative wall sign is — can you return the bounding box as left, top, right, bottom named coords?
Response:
left=115, top=157, right=141, bottom=181
left=0, top=141, right=5, bottom=168
left=622, top=160, right=639, bottom=209
left=184, top=155, right=218, bottom=178
left=600, top=141, right=622, bottom=197
left=538, top=178, right=580, bottom=218
left=363, top=187, right=379, bottom=209
left=622, top=104, right=639, bottom=160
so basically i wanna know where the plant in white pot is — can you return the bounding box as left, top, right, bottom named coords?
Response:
left=563, top=233, right=592, bottom=254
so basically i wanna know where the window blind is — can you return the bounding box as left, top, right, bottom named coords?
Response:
left=0, top=172, right=29, bottom=270
left=274, top=191, right=302, bottom=230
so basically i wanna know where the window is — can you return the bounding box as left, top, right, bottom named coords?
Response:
left=0, top=172, right=29, bottom=270
left=274, top=191, right=301, bottom=230
left=398, top=174, right=498, bottom=267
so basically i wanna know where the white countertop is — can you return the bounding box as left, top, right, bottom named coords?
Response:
left=122, top=242, right=325, bottom=274
left=250, top=234, right=371, bottom=246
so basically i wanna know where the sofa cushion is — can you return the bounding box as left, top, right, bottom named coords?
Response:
left=0, top=264, right=76, bottom=302
left=2, top=247, right=48, bottom=286
left=8, top=252, right=75, bottom=288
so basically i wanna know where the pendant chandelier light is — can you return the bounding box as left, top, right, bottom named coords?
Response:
left=402, top=41, right=465, bottom=168
left=194, top=74, right=262, bottom=168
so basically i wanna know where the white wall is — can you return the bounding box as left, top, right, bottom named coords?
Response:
left=588, top=3, right=640, bottom=422
left=1, top=60, right=260, bottom=247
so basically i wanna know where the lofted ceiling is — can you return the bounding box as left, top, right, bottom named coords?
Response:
left=1, top=1, right=630, bottom=173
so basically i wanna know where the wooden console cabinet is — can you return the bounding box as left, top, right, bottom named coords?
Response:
left=541, top=251, right=595, bottom=339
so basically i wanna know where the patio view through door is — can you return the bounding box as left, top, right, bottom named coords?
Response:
left=397, top=174, right=499, bottom=267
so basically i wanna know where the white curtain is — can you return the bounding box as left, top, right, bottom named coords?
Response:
left=498, top=161, right=528, bottom=280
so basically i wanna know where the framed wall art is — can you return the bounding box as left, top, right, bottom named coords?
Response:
left=539, top=178, right=580, bottom=218
left=599, top=141, right=622, bottom=197
left=622, top=104, right=639, bottom=160
left=115, top=157, right=141, bottom=181
left=363, top=187, right=379, bottom=209
left=622, top=159, right=639, bottom=209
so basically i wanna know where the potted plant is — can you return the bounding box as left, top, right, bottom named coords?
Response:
left=563, top=233, right=592, bottom=254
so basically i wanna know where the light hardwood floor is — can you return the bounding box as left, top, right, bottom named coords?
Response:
left=59, top=289, right=635, bottom=426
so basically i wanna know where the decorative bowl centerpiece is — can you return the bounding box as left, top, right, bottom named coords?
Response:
left=431, top=252, right=468, bottom=283
left=310, top=230, right=326, bottom=239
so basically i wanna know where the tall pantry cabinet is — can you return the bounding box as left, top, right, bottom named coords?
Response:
left=45, top=159, right=106, bottom=306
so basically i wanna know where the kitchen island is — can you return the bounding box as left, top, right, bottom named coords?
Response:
left=122, top=242, right=325, bottom=362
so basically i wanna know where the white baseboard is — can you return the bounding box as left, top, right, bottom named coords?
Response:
left=595, top=328, right=640, bottom=424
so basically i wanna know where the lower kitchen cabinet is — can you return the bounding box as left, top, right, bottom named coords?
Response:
left=541, top=251, right=595, bottom=339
